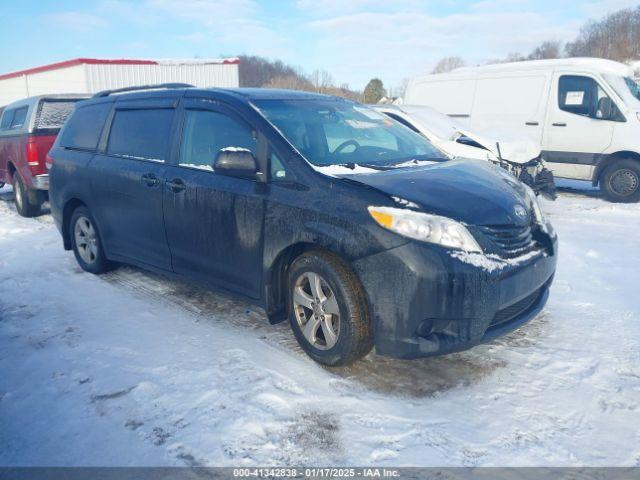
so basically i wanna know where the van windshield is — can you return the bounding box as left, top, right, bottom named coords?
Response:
left=604, top=75, right=640, bottom=109
left=253, top=98, right=447, bottom=171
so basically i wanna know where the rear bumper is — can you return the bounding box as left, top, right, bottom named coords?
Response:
left=352, top=236, right=557, bottom=359
left=32, top=174, right=49, bottom=190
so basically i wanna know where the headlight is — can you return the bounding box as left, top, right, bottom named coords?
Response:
left=523, top=185, right=545, bottom=224
left=368, top=206, right=482, bottom=252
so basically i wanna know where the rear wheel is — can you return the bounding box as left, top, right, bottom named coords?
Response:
left=288, top=251, right=373, bottom=366
left=13, top=175, right=41, bottom=217
left=70, top=206, right=113, bottom=274
left=601, top=159, right=640, bottom=203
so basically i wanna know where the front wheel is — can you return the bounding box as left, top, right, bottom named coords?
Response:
left=70, top=206, right=113, bottom=274
left=288, top=251, right=373, bottom=366
left=601, top=159, right=640, bottom=203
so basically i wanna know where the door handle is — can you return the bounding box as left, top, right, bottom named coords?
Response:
left=525, top=121, right=539, bottom=126
left=141, top=173, right=160, bottom=187
left=166, top=178, right=186, bottom=193
left=552, top=122, right=567, bottom=127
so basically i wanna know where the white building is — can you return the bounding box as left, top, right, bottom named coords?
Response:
left=0, top=57, right=240, bottom=105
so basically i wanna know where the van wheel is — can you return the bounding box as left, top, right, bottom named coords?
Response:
left=70, top=206, right=113, bottom=274
left=13, top=175, right=41, bottom=217
left=288, top=251, right=373, bottom=366
left=601, top=159, right=640, bottom=203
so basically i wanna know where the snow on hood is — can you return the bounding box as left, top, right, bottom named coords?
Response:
left=312, top=164, right=381, bottom=176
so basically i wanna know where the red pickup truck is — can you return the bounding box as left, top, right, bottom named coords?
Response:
left=0, top=94, right=87, bottom=216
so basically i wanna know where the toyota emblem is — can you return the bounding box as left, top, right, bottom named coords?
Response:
left=514, top=204, right=528, bottom=219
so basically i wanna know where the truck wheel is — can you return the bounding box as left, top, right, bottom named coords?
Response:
left=13, top=175, right=41, bottom=217
left=601, top=159, right=640, bottom=203
left=70, top=206, right=113, bottom=274
left=288, top=251, right=373, bottom=366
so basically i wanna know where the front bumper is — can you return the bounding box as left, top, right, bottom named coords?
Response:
left=352, top=236, right=557, bottom=359
left=32, top=174, right=49, bottom=190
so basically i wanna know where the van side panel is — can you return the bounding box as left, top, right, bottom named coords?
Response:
left=405, top=78, right=477, bottom=122
left=470, top=73, right=551, bottom=143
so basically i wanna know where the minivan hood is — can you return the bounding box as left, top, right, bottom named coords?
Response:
left=342, top=159, right=531, bottom=226
left=456, top=127, right=541, bottom=164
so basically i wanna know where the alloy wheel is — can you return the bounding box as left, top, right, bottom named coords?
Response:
left=74, top=216, right=99, bottom=264
left=292, top=272, right=341, bottom=350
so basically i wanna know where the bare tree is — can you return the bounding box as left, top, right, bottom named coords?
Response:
left=565, top=6, right=640, bottom=61
left=264, top=74, right=314, bottom=91
left=309, top=69, right=334, bottom=94
left=431, top=56, right=466, bottom=74
left=528, top=41, right=563, bottom=60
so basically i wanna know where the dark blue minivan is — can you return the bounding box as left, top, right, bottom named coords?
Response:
left=48, top=84, right=557, bottom=366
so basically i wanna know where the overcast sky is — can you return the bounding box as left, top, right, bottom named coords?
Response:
left=1, top=0, right=638, bottom=90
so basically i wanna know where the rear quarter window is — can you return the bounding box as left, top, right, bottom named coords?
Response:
left=107, top=109, right=174, bottom=161
left=59, top=103, right=112, bottom=151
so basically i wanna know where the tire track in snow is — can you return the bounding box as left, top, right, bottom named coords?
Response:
left=102, top=265, right=511, bottom=398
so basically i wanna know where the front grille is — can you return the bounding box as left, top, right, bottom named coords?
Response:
left=478, top=223, right=536, bottom=258
left=490, top=288, right=541, bottom=328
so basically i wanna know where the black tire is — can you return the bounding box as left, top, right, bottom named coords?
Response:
left=13, top=175, right=41, bottom=217
left=288, top=250, right=373, bottom=366
left=601, top=159, right=640, bottom=203
left=69, top=206, right=113, bottom=274
left=0, top=181, right=5, bottom=188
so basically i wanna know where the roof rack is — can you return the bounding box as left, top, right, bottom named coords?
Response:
left=92, top=83, right=195, bottom=98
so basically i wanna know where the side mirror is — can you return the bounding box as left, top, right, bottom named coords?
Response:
left=214, top=148, right=258, bottom=179
left=597, top=97, right=614, bottom=120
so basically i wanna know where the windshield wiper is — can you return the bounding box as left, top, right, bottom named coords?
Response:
left=385, top=158, right=444, bottom=167
left=340, top=162, right=393, bottom=171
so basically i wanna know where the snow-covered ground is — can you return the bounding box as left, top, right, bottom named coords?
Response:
left=1, top=180, right=639, bottom=467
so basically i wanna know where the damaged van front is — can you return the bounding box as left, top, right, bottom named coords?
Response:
left=256, top=94, right=557, bottom=361
left=344, top=160, right=557, bottom=358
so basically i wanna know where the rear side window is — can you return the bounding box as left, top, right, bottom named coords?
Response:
left=108, top=109, right=174, bottom=161
left=34, top=100, right=81, bottom=133
left=59, top=103, right=112, bottom=151
left=0, top=110, right=12, bottom=129
left=10, top=107, right=28, bottom=128
left=1, top=106, right=28, bottom=130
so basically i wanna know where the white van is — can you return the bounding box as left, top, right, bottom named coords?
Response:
left=405, top=58, right=640, bottom=202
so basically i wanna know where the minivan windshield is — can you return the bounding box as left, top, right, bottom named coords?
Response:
left=253, top=98, right=447, bottom=170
